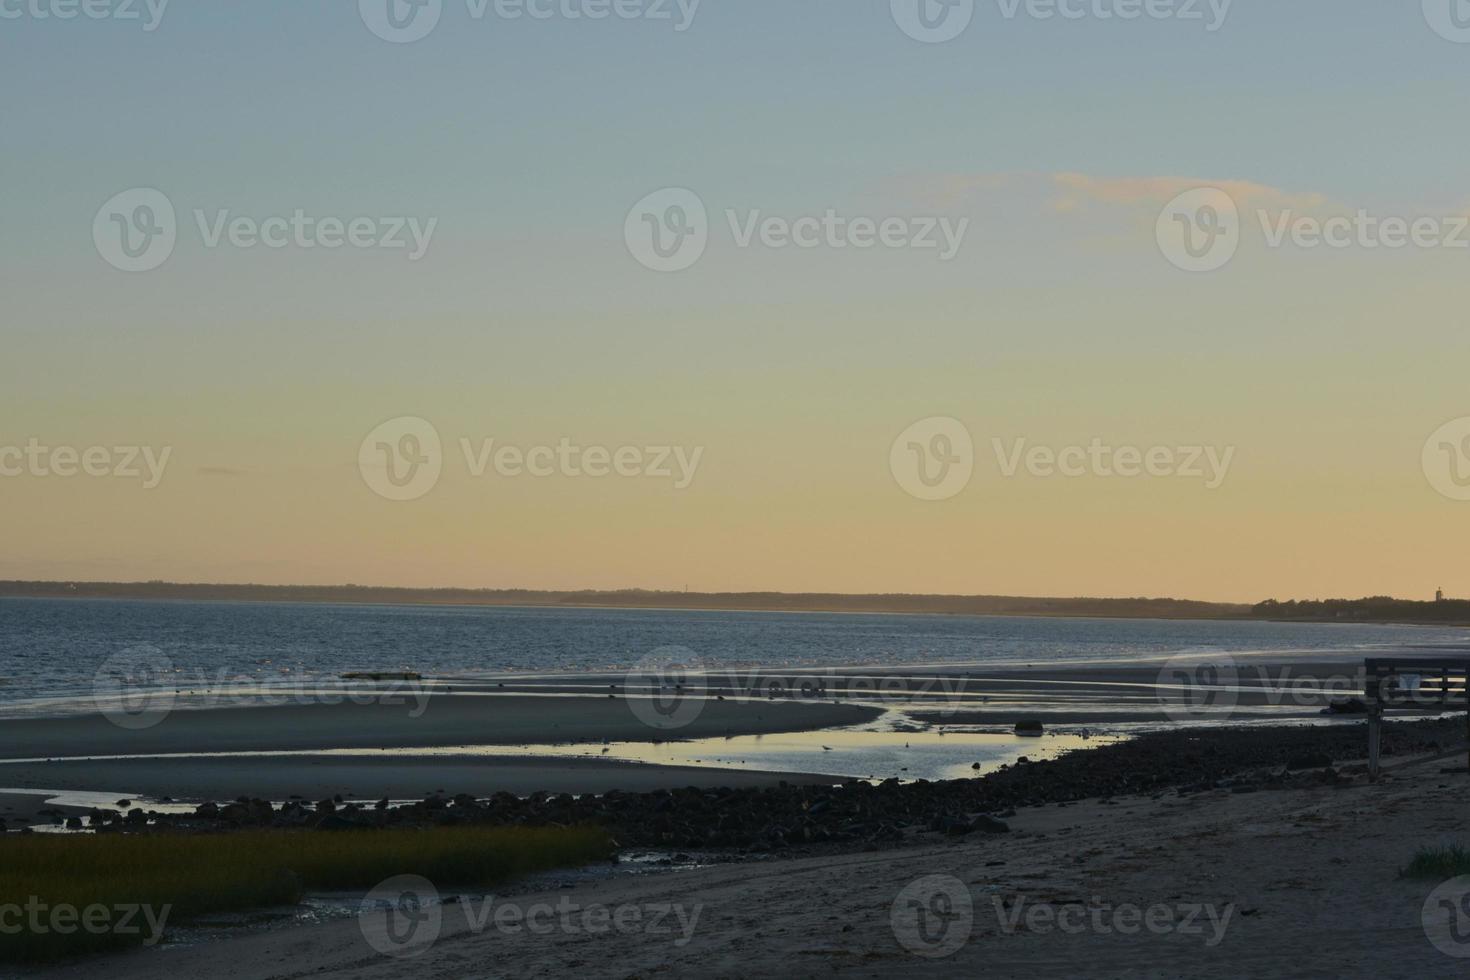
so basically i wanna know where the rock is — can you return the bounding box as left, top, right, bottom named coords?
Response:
left=1014, top=720, right=1044, bottom=736
left=971, top=815, right=1010, bottom=834
left=942, top=817, right=973, bottom=836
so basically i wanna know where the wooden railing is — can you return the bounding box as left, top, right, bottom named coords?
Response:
left=1364, top=658, right=1470, bottom=777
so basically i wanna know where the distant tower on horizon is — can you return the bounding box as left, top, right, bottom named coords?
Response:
left=1436, top=587, right=1446, bottom=603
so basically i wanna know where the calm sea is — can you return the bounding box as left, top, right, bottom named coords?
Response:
left=2, top=596, right=1466, bottom=714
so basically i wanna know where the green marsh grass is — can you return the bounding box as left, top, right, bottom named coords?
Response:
left=1402, top=843, right=1470, bottom=880
left=0, top=824, right=612, bottom=964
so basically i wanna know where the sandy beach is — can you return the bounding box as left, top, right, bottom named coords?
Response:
left=26, top=742, right=1467, bottom=979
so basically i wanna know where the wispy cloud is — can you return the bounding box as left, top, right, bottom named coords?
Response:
left=889, top=171, right=1328, bottom=215
left=1049, top=173, right=1326, bottom=213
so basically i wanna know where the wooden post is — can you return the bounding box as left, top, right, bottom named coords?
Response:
left=1368, top=710, right=1382, bottom=780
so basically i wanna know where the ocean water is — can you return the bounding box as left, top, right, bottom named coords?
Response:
left=2, top=596, right=1466, bottom=713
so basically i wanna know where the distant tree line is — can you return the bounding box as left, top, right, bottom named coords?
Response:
left=1254, top=597, right=1470, bottom=624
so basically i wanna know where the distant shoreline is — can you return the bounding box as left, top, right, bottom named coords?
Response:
left=0, top=579, right=1253, bottom=620
left=4, top=580, right=1467, bottom=627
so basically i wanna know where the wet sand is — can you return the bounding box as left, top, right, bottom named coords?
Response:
left=0, top=754, right=842, bottom=805
left=0, top=694, right=881, bottom=761
left=0, top=657, right=1429, bottom=811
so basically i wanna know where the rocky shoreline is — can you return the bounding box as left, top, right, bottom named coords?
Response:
left=27, top=719, right=1464, bottom=854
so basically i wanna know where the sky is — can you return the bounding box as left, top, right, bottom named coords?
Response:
left=3, top=0, right=1470, bottom=603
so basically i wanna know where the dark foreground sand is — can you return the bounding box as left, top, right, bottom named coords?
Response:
left=29, top=754, right=1469, bottom=979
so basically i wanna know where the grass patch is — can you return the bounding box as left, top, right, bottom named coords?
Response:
left=1401, top=844, right=1470, bottom=880
left=0, top=824, right=611, bottom=964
